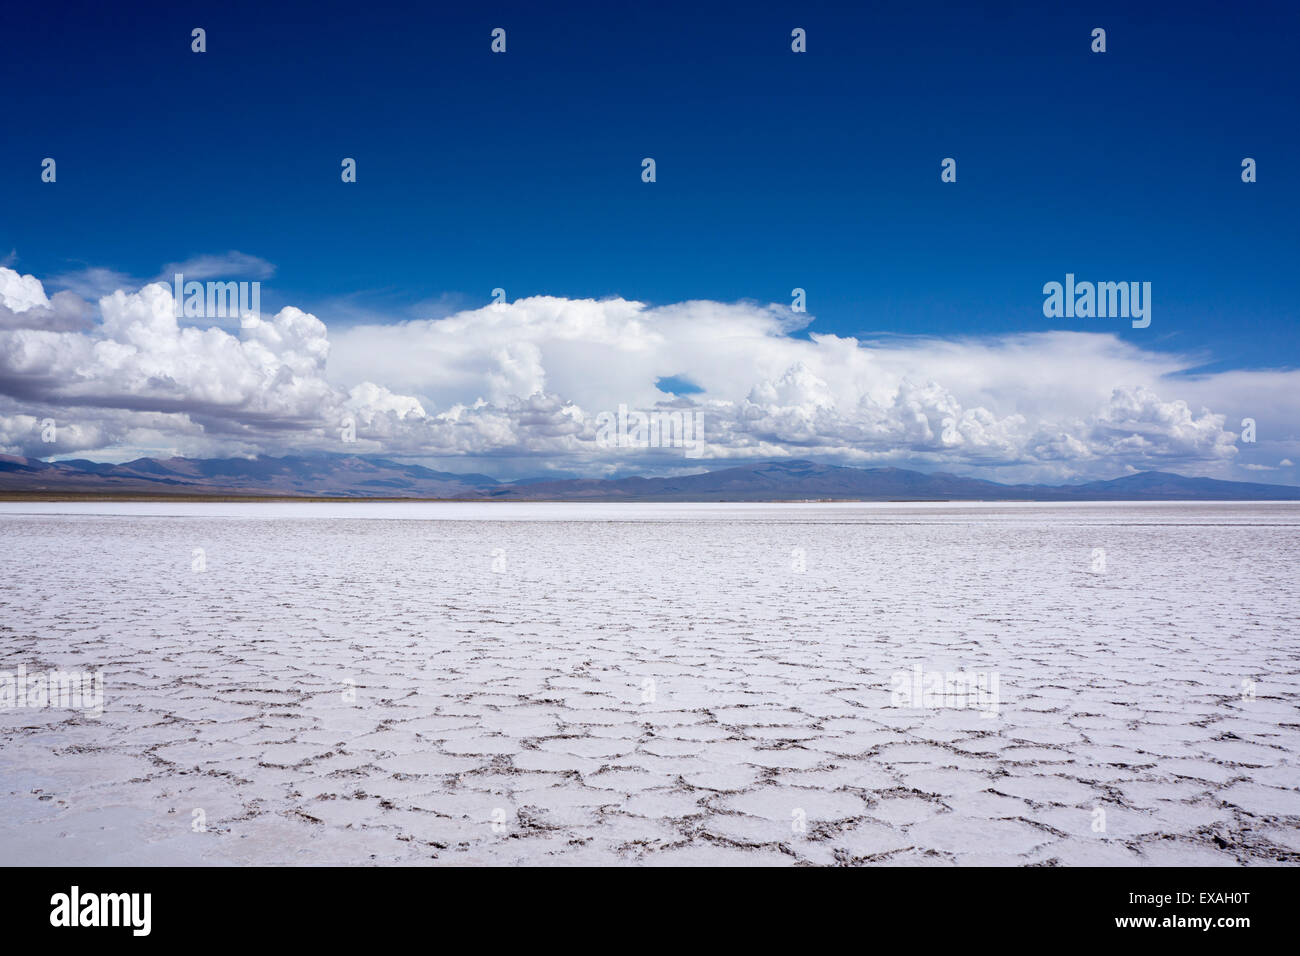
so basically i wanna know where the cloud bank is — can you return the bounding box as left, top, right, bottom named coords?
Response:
left=1, top=266, right=1295, bottom=482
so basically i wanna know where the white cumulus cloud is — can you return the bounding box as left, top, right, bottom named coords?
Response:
left=1, top=267, right=1296, bottom=483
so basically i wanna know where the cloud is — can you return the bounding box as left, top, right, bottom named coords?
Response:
left=45, top=266, right=140, bottom=301
left=0, top=267, right=1295, bottom=481
left=39, top=252, right=274, bottom=306
left=0, top=413, right=110, bottom=456
left=157, top=251, right=276, bottom=281
left=0, top=268, right=94, bottom=332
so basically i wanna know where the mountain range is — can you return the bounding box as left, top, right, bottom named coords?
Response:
left=2, top=454, right=1298, bottom=501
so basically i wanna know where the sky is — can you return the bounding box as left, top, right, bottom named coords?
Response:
left=1, top=0, right=1297, bottom=483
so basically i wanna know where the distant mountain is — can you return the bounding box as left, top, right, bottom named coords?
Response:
left=0, top=453, right=499, bottom=498
left=1, top=454, right=1297, bottom=501
left=478, top=460, right=1300, bottom=502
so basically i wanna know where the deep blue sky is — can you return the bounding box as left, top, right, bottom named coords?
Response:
left=2, top=0, right=1296, bottom=371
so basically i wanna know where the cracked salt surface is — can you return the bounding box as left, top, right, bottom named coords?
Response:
left=0, top=500, right=1297, bottom=866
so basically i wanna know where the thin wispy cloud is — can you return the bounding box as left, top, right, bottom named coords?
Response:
left=157, top=251, right=276, bottom=281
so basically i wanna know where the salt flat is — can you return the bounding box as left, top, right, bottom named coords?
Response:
left=0, top=501, right=1297, bottom=866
